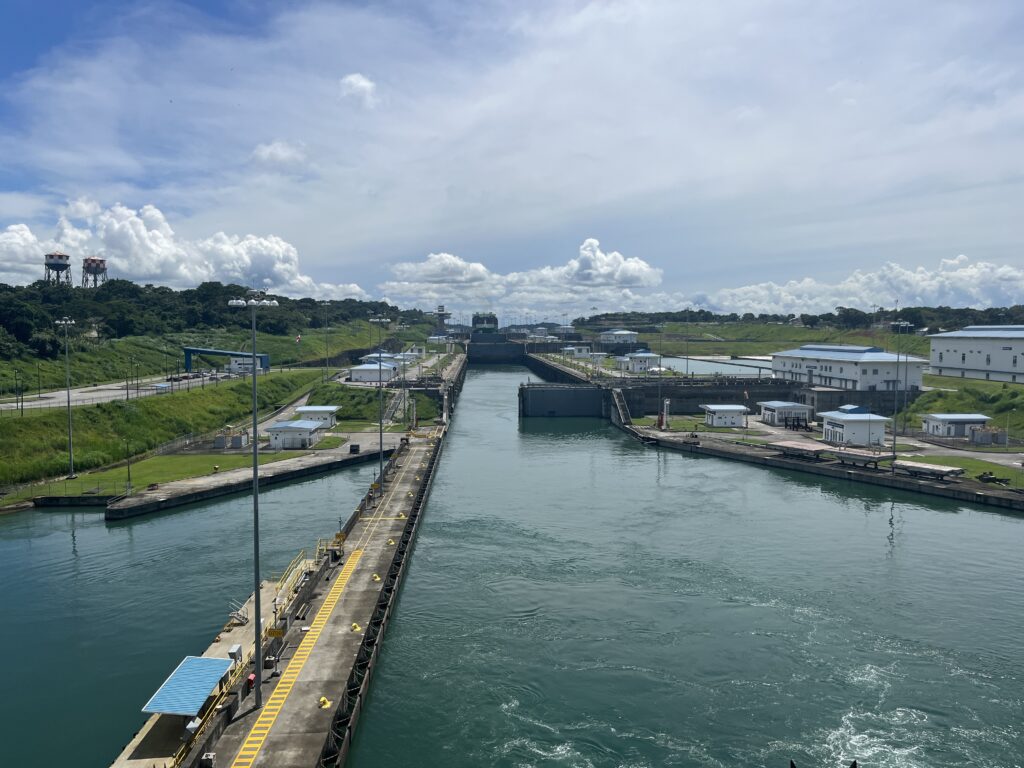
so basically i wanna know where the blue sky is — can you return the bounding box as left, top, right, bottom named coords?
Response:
left=2, top=0, right=1024, bottom=315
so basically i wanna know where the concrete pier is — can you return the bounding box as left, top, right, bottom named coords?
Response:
left=109, top=429, right=446, bottom=768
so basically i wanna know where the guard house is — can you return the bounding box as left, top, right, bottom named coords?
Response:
left=757, top=400, right=814, bottom=427
left=600, top=328, right=639, bottom=344
left=294, top=405, right=340, bottom=428
left=349, top=362, right=398, bottom=383
left=921, top=413, right=991, bottom=437
left=266, top=420, right=323, bottom=449
left=817, top=405, right=890, bottom=446
left=700, top=404, right=748, bottom=427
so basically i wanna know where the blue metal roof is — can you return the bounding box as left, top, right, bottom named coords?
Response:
left=142, top=656, right=234, bottom=716
left=773, top=344, right=927, bottom=363
left=268, top=419, right=322, bottom=430
left=923, top=413, right=991, bottom=422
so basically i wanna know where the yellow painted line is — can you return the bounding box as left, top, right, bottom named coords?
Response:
left=229, top=550, right=364, bottom=768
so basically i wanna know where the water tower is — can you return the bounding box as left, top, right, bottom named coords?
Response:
left=81, top=256, right=109, bottom=288
left=44, top=252, right=73, bottom=285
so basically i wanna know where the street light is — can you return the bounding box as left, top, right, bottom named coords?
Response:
left=319, top=300, right=330, bottom=383
left=228, top=290, right=279, bottom=710
left=55, top=317, right=76, bottom=477
left=369, top=315, right=391, bottom=489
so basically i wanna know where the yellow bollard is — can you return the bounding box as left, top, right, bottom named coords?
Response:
left=372, top=573, right=381, bottom=582
left=351, top=622, right=362, bottom=632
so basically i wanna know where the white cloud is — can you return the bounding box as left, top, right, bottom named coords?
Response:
left=251, top=140, right=307, bottom=169
left=338, top=73, right=377, bottom=108
left=380, top=238, right=662, bottom=312
left=0, top=201, right=367, bottom=299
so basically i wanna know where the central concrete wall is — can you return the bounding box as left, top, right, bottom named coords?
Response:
left=519, top=384, right=606, bottom=417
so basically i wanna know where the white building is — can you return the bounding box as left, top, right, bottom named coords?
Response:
left=756, top=400, right=814, bottom=426
left=921, top=413, right=991, bottom=437
left=772, top=344, right=926, bottom=391
left=599, top=328, right=639, bottom=344
left=294, top=405, right=340, bottom=428
left=700, top=404, right=748, bottom=427
left=266, top=420, right=323, bottom=449
left=349, top=362, right=398, bottom=383
left=613, top=351, right=661, bottom=373
left=560, top=345, right=591, bottom=359
left=817, top=405, right=890, bottom=446
left=929, top=325, right=1024, bottom=382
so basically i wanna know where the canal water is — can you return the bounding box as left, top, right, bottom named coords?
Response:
left=350, top=366, right=1024, bottom=767
left=0, top=467, right=380, bottom=768
left=2, top=365, right=1022, bottom=767
left=661, top=356, right=769, bottom=376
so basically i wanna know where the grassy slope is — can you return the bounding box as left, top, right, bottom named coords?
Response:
left=0, top=321, right=432, bottom=394
left=0, top=370, right=320, bottom=486
left=906, top=375, right=1024, bottom=434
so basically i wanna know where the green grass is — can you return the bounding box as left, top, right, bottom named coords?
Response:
left=903, top=375, right=1024, bottom=435
left=331, top=421, right=405, bottom=433
left=0, top=370, right=320, bottom=487
left=914, top=455, right=1024, bottom=490
left=1, top=451, right=303, bottom=505
left=305, top=382, right=384, bottom=421
left=313, top=436, right=347, bottom=450
left=0, top=320, right=434, bottom=394
left=575, top=322, right=930, bottom=357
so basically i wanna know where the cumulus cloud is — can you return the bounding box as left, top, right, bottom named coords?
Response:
left=251, top=140, right=307, bottom=169
left=0, top=201, right=367, bottom=299
left=380, top=238, right=662, bottom=312
left=338, top=73, right=377, bottom=107
left=703, top=256, right=1024, bottom=315
left=378, top=238, right=1024, bottom=319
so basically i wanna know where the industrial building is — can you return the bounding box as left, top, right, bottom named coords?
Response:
left=600, top=328, right=639, bottom=344
left=756, top=401, right=814, bottom=427
left=929, top=325, right=1024, bottom=382
left=294, top=405, right=340, bottom=428
left=349, top=362, right=398, bottom=383
left=920, top=413, right=991, bottom=437
left=266, top=420, right=324, bottom=449
left=817, top=405, right=890, bottom=447
left=700, top=404, right=748, bottom=427
left=772, top=344, right=926, bottom=391
left=614, top=351, right=661, bottom=373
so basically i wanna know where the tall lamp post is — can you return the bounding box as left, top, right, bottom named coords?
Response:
left=320, top=300, right=330, bottom=383
left=55, top=317, right=76, bottom=477
left=369, top=315, right=391, bottom=489
left=228, top=290, right=278, bottom=710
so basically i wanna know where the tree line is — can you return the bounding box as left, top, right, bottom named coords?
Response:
left=577, top=305, right=1024, bottom=333
left=0, top=280, right=426, bottom=360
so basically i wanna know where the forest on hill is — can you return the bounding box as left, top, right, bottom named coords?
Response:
left=0, top=280, right=425, bottom=360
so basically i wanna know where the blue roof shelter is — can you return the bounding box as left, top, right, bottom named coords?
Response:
left=142, top=656, right=234, bottom=716
left=183, top=347, right=269, bottom=372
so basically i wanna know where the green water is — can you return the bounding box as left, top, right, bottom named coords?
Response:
left=350, top=366, right=1024, bottom=767
left=2, top=365, right=1023, bottom=767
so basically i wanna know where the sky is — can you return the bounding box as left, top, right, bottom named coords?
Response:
left=1, top=0, right=1023, bottom=317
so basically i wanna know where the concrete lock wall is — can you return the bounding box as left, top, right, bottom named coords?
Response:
left=519, top=385, right=605, bottom=417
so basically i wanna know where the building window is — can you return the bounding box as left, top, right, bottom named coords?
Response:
left=986, top=372, right=991, bottom=380
left=986, top=354, right=991, bottom=365
left=939, top=352, right=943, bottom=362
left=862, top=368, right=867, bottom=375
left=1014, top=355, right=1018, bottom=368
left=872, top=369, right=878, bottom=375
left=962, top=353, right=966, bottom=363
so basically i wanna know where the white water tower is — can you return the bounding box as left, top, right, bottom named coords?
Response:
left=44, top=251, right=73, bottom=285
left=81, top=256, right=109, bottom=288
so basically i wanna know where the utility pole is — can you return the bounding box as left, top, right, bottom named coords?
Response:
left=55, top=317, right=76, bottom=478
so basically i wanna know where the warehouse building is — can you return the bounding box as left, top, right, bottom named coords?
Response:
left=772, top=344, right=925, bottom=391
left=929, top=325, right=1024, bottom=382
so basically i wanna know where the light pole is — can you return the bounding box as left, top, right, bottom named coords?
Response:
left=13, top=369, right=23, bottom=416
left=1007, top=408, right=1015, bottom=453
left=55, top=317, right=76, bottom=477
left=228, top=290, right=279, bottom=710
left=320, top=300, right=330, bottom=383
left=369, top=315, right=391, bottom=489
